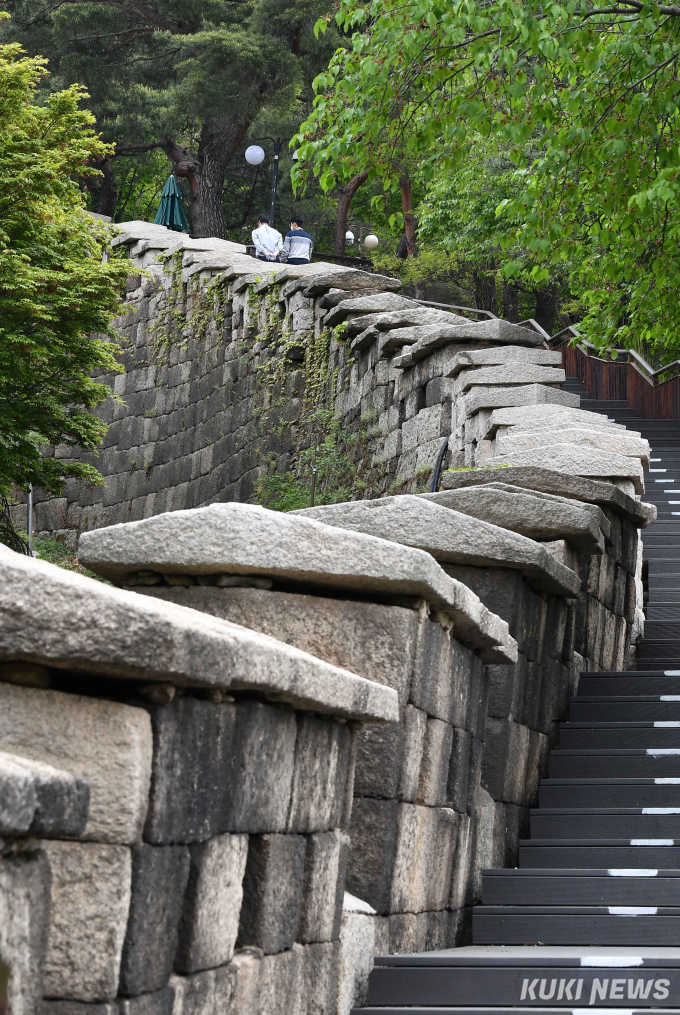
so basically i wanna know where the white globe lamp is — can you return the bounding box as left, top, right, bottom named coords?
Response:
left=245, top=145, right=265, bottom=166
left=345, top=230, right=355, bottom=245
left=364, top=234, right=379, bottom=250
left=292, top=149, right=300, bottom=162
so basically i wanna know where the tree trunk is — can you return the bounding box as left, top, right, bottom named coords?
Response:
left=473, top=262, right=498, bottom=315
left=189, top=150, right=228, bottom=238
left=400, top=175, right=418, bottom=257
left=502, top=278, right=521, bottom=322
left=533, top=285, right=559, bottom=335
left=400, top=174, right=426, bottom=298
left=98, top=159, right=118, bottom=218
left=84, top=157, right=118, bottom=217
left=335, top=171, right=369, bottom=254
left=158, top=123, right=250, bottom=238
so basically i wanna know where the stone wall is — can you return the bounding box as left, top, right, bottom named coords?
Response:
left=3, top=219, right=658, bottom=1014
left=0, top=541, right=398, bottom=1014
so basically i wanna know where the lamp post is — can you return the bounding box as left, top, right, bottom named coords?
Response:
left=345, top=226, right=379, bottom=258
left=245, top=137, right=289, bottom=226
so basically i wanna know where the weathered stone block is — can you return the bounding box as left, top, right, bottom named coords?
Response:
left=410, top=616, right=453, bottom=721
left=447, top=346, right=562, bottom=376
left=446, top=727, right=472, bottom=813
left=170, top=949, right=261, bottom=1015
left=390, top=803, right=458, bottom=913
left=482, top=718, right=529, bottom=804
left=0, top=548, right=398, bottom=724
left=462, top=383, right=580, bottom=418
left=192, top=589, right=420, bottom=701
left=301, top=495, right=578, bottom=598
left=417, top=718, right=453, bottom=806
left=42, top=841, right=131, bottom=1002
left=0, top=750, right=89, bottom=838
left=119, top=843, right=190, bottom=995
left=495, top=425, right=650, bottom=469
left=325, top=293, right=416, bottom=328
left=423, top=482, right=605, bottom=554
left=387, top=912, right=428, bottom=954
left=288, top=716, right=352, bottom=833
left=175, top=833, right=248, bottom=974
left=336, top=907, right=389, bottom=1015
left=449, top=812, right=473, bottom=909
left=143, top=697, right=236, bottom=844
left=257, top=943, right=303, bottom=1015
left=298, top=941, right=341, bottom=1015
left=450, top=641, right=474, bottom=729
left=298, top=830, right=349, bottom=944
left=77, top=501, right=511, bottom=661
left=117, top=989, right=175, bottom=1015
left=1, top=851, right=51, bottom=1015
left=486, top=657, right=524, bottom=721
left=346, top=797, right=399, bottom=915
left=0, top=683, right=151, bottom=844
left=398, top=705, right=427, bottom=802
left=484, top=445, right=644, bottom=494
left=238, top=833, right=307, bottom=954
left=353, top=721, right=402, bottom=799
left=538, top=658, right=570, bottom=734
left=227, top=701, right=297, bottom=833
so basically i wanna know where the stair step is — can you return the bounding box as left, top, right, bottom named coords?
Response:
left=355, top=1010, right=680, bottom=1014
left=569, top=699, right=680, bottom=721
left=473, top=907, right=680, bottom=945
left=482, top=869, right=680, bottom=906
left=549, top=750, right=680, bottom=778
left=636, top=645, right=680, bottom=661
left=577, top=677, right=680, bottom=696
left=639, top=623, right=680, bottom=640
left=519, top=841, right=680, bottom=867
left=359, top=945, right=680, bottom=1012
left=539, top=779, right=680, bottom=808
left=648, top=608, right=680, bottom=621
left=530, top=809, right=680, bottom=839
left=362, top=950, right=680, bottom=1009
left=558, top=723, right=680, bottom=749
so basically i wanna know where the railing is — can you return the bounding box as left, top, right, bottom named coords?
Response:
left=518, top=319, right=680, bottom=419
left=413, top=300, right=680, bottom=419
left=415, top=300, right=498, bottom=320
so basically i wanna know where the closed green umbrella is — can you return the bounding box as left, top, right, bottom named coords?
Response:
left=154, top=175, right=189, bottom=232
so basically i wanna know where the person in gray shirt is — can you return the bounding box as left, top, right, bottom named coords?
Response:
left=280, top=216, right=314, bottom=264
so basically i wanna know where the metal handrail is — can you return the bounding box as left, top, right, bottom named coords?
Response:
left=415, top=300, right=498, bottom=320
left=412, top=302, right=680, bottom=389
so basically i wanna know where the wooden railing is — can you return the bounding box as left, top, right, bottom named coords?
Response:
left=517, top=320, right=680, bottom=420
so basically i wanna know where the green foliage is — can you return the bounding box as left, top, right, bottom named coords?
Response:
left=0, top=35, right=128, bottom=495
left=30, top=533, right=111, bottom=582
left=254, top=407, right=375, bottom=510
left=293, top=0, right=680, bottom=357
left=2, top=0, right=344, bottom=240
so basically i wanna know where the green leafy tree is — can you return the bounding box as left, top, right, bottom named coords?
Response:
left=2, top=0, right=341, bottom=237
left=294, top=0, right=680, bottom=357
left=0, top=33, right=127, bottom=495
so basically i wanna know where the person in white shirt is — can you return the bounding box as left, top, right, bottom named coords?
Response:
left=252, top=214, right=283, bottom=261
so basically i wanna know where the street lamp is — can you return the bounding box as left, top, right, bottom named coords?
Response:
left=347, top=227, right=379, bottom=256
left=245, top=137, right=289, bottom=226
